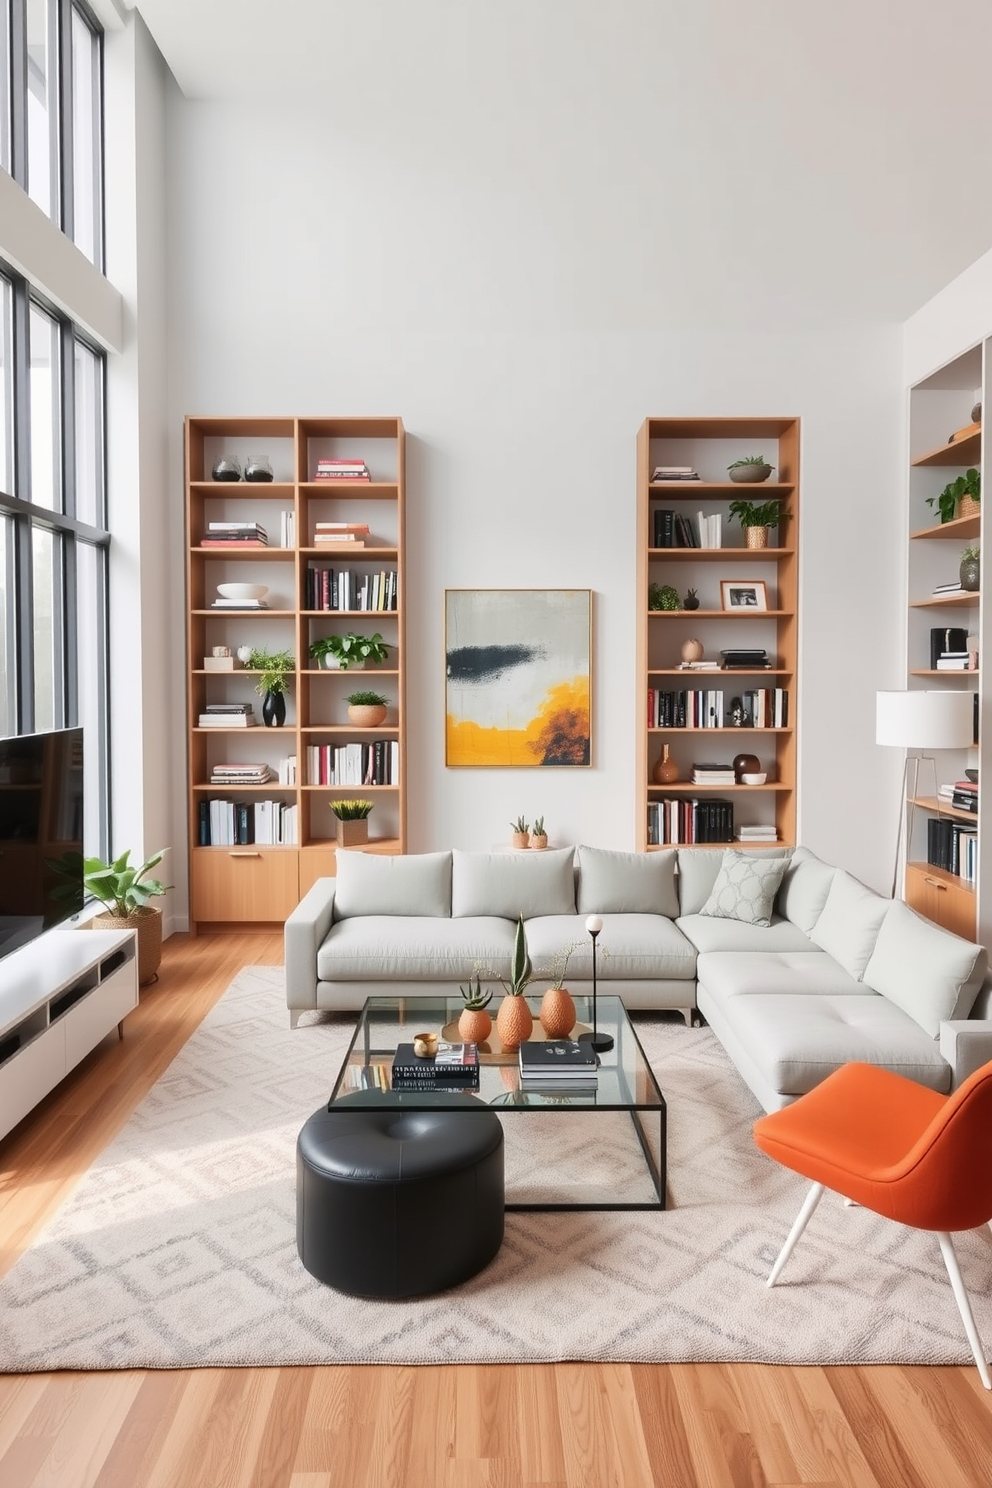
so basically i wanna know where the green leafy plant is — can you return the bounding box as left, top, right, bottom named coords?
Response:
left=927, top=469, right=981, bottom=524
left=727, top=498, right=787, bottom=529
left=459, top=976, right=493, bottom=1011
left=511, top=815, right=529, bottom=833
left=308, top=631, right=390, bottom=668
left=648, top=582, right=681, bottom=611
left=329, top=799, right=374, bottom=820
left=344, top=689, right=389, bottom=706
left=243, top=647, right=294, bottom=695
left=532, top=815, right=545, bottom=836
left=503, top=914, right=534, bottom=996
left=728, top=455, right=774, bottom=470
left=962, top=546, right=981, bottom=562
left=49, top=848, right=171, bottom=917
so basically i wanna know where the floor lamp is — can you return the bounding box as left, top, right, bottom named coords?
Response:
left=875, top=690, right=974, bottom=899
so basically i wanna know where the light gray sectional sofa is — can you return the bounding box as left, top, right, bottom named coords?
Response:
left=284, top=842, right=992, bottom=1111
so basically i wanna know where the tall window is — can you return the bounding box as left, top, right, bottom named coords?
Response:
left=0, top=263, right=109, bottom=853
left=2, top=0, right=104, bottom=268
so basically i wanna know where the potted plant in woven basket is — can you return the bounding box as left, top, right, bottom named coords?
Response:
left=51, top=848, right=171, bottom=985
left=728, top=496, right=788, bottom=550
left=927, top=469, right=981, bottom=524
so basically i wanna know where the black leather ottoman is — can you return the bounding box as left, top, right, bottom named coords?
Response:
left=297, top=1090, right=505, bottom=1298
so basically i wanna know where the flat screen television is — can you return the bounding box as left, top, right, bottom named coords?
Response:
left=0, top=727, right=84, bottom=961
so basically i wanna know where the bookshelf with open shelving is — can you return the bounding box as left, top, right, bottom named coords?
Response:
left=184, top=415, right=406, bottom=931
left=635, top=417, right=800, bottom=852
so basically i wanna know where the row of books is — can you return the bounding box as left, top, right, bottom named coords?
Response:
left=198, top=798, right=299, bottom=846
left=647, top=798, right=735, bottom=845
left=391, top=1042, right=479, bottom=1090
left=306, top=740, right=399, bottom=786
left=201, top=521, right=268, bottom=548
left=647, top=688, right=788, bottom=729
left=926, top=817, right=977, bottom=882
left=304, top=565, right=398, bottom=612
left=314, top=459, right=371, bottom=481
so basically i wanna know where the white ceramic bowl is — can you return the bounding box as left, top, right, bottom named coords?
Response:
left=216, top=582, right=268, bottom=602
left=741, top=772, right=767, bottom=785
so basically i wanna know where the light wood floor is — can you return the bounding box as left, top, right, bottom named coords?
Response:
left=1, top=932, right=992, bottom=1487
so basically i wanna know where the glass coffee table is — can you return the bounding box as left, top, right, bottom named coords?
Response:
left=330, top=994, right=667, bottom=1211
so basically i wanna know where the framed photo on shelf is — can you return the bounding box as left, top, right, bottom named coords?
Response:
left=444, top=589, right=592, bottom=767
left=721, top=580, right=768, bottom=612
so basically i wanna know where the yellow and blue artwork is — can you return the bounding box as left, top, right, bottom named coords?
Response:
left=445, top=589, right=591, bottom=767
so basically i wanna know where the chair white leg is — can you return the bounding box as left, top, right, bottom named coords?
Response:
left=767, top=1182, right=825, bottom=1287
left=937, top=1231, right=992, bottom=1390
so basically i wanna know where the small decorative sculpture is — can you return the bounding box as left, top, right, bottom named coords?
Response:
left=729, top=697, right=746, bottom=727
left=684, top=588, right=700, bottom=611
left=681, top=638, right=704, bottom=664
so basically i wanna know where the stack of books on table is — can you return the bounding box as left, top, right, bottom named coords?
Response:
left=198, top=703, right=257, bottom=728
left=201, top=522, right=268, bottom=547
left=518, top=1040, right=598, bottom=1092
left=651, top=466, right=699, bottom=481
left=390, top=1042, right=480, bottom=1091
left=692, top=761, right=736, bottom=785
left=720, top=648, right=771, bottom=670
left=314, top=459, right=371, bottom=481
left=313, top=522, right=370, bottom=550
left=209, top=763, right=273, bottom=785
left=736, top=825, right=779, bottom=843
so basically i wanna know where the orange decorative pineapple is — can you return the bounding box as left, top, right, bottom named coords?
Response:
left=458, top=976, right=493, bottom=1044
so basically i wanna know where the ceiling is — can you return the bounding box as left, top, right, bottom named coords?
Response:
left=129, top=0, right=992, bottom=321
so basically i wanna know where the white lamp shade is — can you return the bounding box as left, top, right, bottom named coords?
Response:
left=875, top=690, right=974, bottom=749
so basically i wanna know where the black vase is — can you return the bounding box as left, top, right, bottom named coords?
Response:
left=262, top=689, right=286, bottom=727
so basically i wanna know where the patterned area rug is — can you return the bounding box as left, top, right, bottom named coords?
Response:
left=2, top=965, right=991, bottom=1371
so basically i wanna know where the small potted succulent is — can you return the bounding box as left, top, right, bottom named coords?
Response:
left=728, top=455, right=774, bottom=483
left=927, top=469, right=981, bottom=524
left=309, top=632, right=390, bottom=670
left=346, top=689, right=388, bottom=726
left=458, top=976, right=494, bottom=1043
left=331, top=798, right=374, bottom=846
left=960, top=546, right=980, bottom=592
left=727, top=497, right=787, bottom=550
left=530, top=815, right=548, bottom=850
left=648, top=582, right=681, bottom=611
left=511, top=815, right=530, bottom=849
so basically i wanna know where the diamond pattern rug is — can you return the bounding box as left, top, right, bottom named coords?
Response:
left=1, top=965, right=991, bottom=1370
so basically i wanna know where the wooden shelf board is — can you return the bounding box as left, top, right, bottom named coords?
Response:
left=647, top=839, right=790, bottom=851
left=911, top=428, right=982, bottom=468
left=647, top=727, right=790, bottom=734
left=910, top=593, right=980, bottom=609
left=300, top=482, right=399, bottom=499
left=301, top=837, right=402, bottom=852
left=193, top=609, right=296, bottom=617
left=301, top=547, right=398, bottom=558
left=190, top=482, right=296, bottom=497
left=302, top=784, right=399, bottom=793
left=648, top=609, right=790, bottom=618
left=648, top=547, right=792, bottom=561
left=301, top=609, right=399, bottom=618
left=192, top=547, right=293, bottom=558
left=910, top=669, right=979, bottom=677
left=302, top=668, right=400, bottom=677
left=910, top=513, right=981, bottom=541
left=193, top=782, right=298, bottom=792
left=906, top=859, right=976, bottom=893
left=647, top=782, right=792, bottom=793
left=910, top=795, right=978, bottom=824
left=648, top=482, right=795, bottom=498
left=649, top=668, right=793, bottom=677
left=300, top=727, right=398, bottom=736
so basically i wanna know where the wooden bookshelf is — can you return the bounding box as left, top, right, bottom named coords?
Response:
left=636, top=418, right=800, bottom=851
left=185, top=416, right=406, bottom=930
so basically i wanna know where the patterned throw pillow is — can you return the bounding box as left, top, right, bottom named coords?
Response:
left=698, top=850, right=790, bottom=927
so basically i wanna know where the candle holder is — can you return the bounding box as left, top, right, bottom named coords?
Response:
left=578, top=915, right=613, bottom=1053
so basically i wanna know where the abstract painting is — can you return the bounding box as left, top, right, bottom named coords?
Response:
left=445, top=590, right=591, bottom=767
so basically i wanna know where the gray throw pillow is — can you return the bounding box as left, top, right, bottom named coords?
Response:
left=698, top=850, right=790, bottom=927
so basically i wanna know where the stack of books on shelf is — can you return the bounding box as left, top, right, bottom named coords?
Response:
left=950, top=778, right=978, bottom=814
left=695, top=511, right=723, bottom=549
left=314, top=459, right=371, bottom=482
left=305, top=565, right=398, bottom=612
left=931, top=580, right=966, bottom=598
left=198, top=703, right=257, bottom=728
left=930, top=627, right=968, bottom=669
left=692, top=761, right=736, bottom=785
left=390, top=1042, right=480, bottom=1091
left=198, top=798, right=298, bottom=846
left=209, top=763, right=273, bottom=785
left=653, top=510, right=699, bottom=548
left=210, top=595, right=269, bottom=611
left=677, top=659, right=720, bottom=671
left=936, top=651, right=976, bottom=671
left=307, top=740, right=399, bottom=786
left=518, top=1039, right=598, bottom=1092
left=279, top=510, right=295, bottom=549
left=736, top=825, right=779, bottom=843
left=647, top=798, right=735, bottom=845
left=721, top=648, right=771, bottom=670
left=313, top=522, right=370, bottom=550
left=926, top=817, right=977, bottom=882
left=651, top=466, right=699, bottom=481
left=201, top=521, right=267, bottom=547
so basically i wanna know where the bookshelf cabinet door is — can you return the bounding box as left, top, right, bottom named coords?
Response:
left=191, top=847, right=300, bottom=923
left=905, top=863, right=976, bottom=940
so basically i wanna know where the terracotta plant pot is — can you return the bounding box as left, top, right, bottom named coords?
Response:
left=745, top=526, right=769, bottom=549
left=496, top=994, right=533, bottom=1051
left=530, top=833, right=548, bottom=850
left=540, top=986, right=576, bottom=1039
left=337, top=818, right=369, bottom=846
left=511, top=831, right=530, bottom=850
left=92, top=905, right=162, bottom=985
left=347, top=704, right=387, bottom=727
left=458, top=1007, right=493, bottom=1043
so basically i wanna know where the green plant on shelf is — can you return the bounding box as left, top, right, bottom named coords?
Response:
left=308, top=632, right=389, bottom=668
left=511, top=814, right=529, bottom=834
left=927, top=469, right=981, bottom=524
left=329, top=799, right=374, bottom=820
left=727, top=455, right=774, bottom=470
left=962, top=546, right=981, bottom=562
left=649, top=583, right=681, bottom=611
left=240, top=647, right=294, bottom=695
left=727, top=498, right=787, bottom=529
left=344, top=689, right=389, bottom=707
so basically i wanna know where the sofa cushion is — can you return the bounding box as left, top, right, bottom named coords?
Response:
left=576, top=845, right=679, bottom=917
left=523, top=913, right=697, bottom=982
left=334, top=850, right=452, bottom=919
left=808, top=869, right=889, bottom=980
left=677, top=914, right=818, bottom=954
left=862, top=900, right=988, bottom=1038
left=774, top=846, right=837, bottom=934
left=696, top=950, right=871, bottom=1000
left=705, top=992, right=951, bottom=1097
left=698, top=850, right=790, bottom=927
left=317, top=915, right=516, bottom=981
left=451, top=847, right=575, bottom=919
left=677, top=846, right=791, bottom=915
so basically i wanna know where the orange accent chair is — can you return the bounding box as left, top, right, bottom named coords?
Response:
left=753, top=1059, right=992, bottom=1388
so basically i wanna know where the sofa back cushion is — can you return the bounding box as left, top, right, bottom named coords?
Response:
left=677, top=846, right=790, bottom=915
left=576, top=845, right=679, bottom=917
left=808, top=869, right=889, bottom=980
left=775, top=846, right=837, bottom=934
left=863, top=899, right=988, bottom=1037
left=334, top=849, right=452, bottom=919
left=452, top=847, right=576, bottom=919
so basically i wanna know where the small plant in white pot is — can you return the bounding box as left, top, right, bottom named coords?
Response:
left=309, top=632, right=389, bottom=670
left=331, top=799, right=374, bottom=846
left=345, top=689, right=388, bottom=726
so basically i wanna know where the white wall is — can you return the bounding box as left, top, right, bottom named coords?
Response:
left=159, top=96, right=904, bottom=907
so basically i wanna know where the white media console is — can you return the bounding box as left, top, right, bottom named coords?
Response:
left=0, top=927, right=138, bottom=1142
